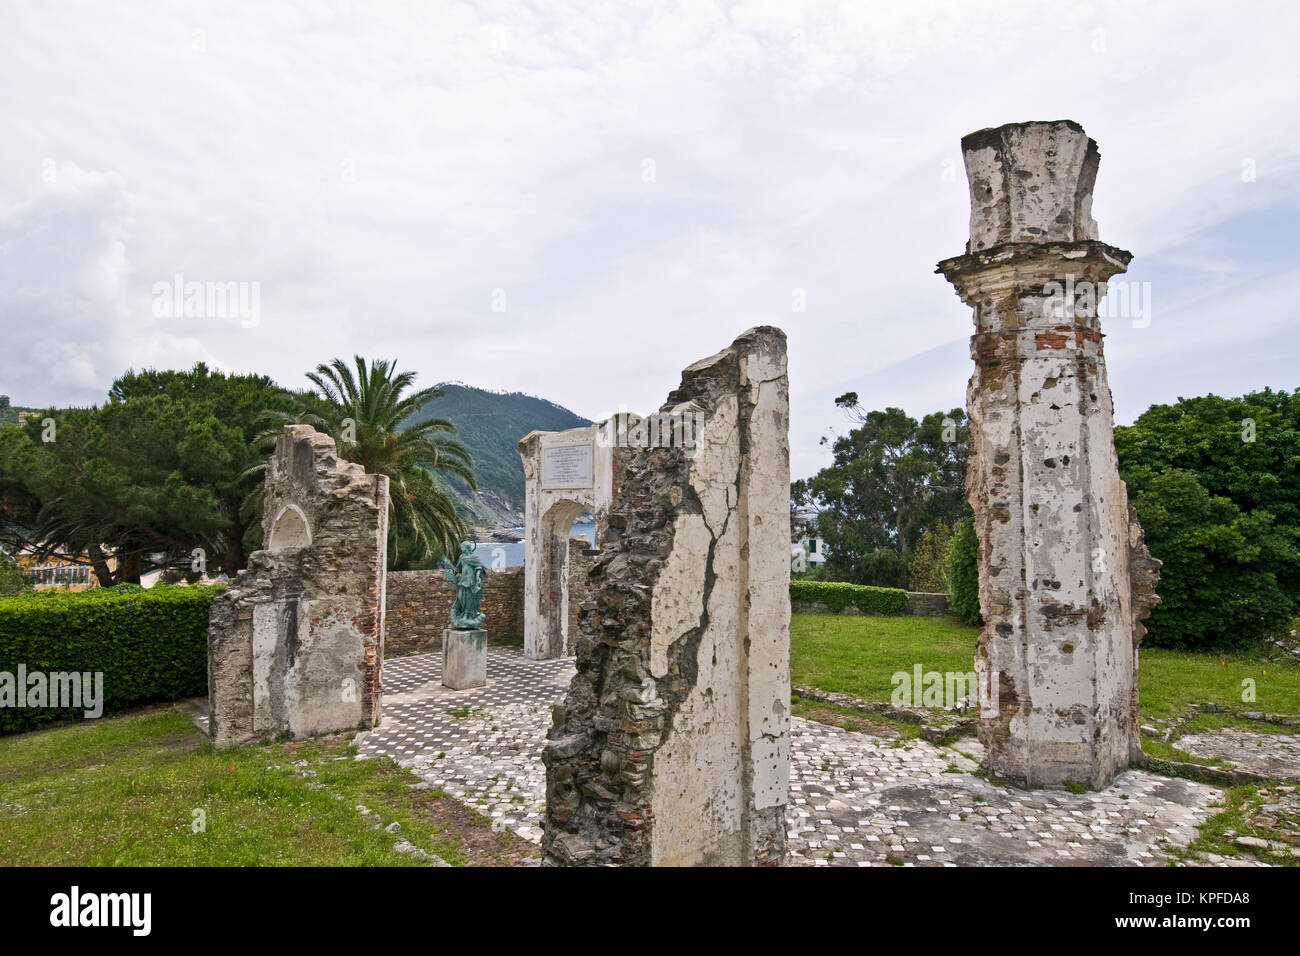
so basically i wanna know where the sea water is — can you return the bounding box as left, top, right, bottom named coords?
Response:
left=470, top=521, right=595, bottom=569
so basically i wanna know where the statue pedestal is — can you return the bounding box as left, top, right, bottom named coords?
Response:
left=443, top=628, right=487, bottom=690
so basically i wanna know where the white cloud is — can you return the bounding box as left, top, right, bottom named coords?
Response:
left=0, top=0, right=1297, bottom=483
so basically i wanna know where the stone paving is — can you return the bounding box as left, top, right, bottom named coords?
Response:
left=355, top=646, right=1232, bottom=866
left=1176, top=726, right=1300, bottom=778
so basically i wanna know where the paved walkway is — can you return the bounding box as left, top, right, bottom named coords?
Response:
left=356, top=647, right=1230, bottom=866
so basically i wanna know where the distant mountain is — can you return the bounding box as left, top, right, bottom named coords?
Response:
left=408, top=383, right=591, bottom=526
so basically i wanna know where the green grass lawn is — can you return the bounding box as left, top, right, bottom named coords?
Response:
left=791, top=612, right=1300, bottom=721
left=0, top=707, right=534, bottom=866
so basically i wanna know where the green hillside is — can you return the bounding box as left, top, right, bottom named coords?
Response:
left=0, top=396, right=39, bottom=426
left=410, top=383, right=590, bottom=513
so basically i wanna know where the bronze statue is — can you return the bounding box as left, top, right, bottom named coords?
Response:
left=439, top=542, right=488, bottom=629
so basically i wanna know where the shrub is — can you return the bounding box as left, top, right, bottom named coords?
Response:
left=1121, top=469, right=1294, bottom=650
left=0, top=585, right=215, bottom=735
left=0, top=558, right=28, bottom=598
left=1115, top=389, right=1300, bottom=651
left=945, top=518, right=982, bottom=627
left=789, top=579, right=909, bottom=615
left=907, top=524, right=954, bottom=592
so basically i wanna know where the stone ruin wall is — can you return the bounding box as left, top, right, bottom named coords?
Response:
left=385, top=567, right=525, bottom=655
left=207, top=425, right=388, bottom=747
left=384, top=557, right=595, bottom=657
left=542, top=326, right=791, bottom=866
left=938, top=121, right=1160, bottom=789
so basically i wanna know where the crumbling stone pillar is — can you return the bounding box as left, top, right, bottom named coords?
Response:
left=937, top=121, right=1159, bottom=790
left=542, top=327, right=791, bottom=866
left=207, top=425, right=388, bottom=746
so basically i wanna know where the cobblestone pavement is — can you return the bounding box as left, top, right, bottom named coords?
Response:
left=356, top=647, right=1231, bottom=866
left=1176, top=727, right=1300, bottom=778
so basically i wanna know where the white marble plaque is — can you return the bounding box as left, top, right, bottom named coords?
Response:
left=541, top=441, right=594, bottom=489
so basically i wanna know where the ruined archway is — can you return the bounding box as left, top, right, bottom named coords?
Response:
left=518, top=428, right=613, bottom=660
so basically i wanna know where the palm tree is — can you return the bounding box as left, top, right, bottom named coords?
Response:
left=245, top=357, right=476, bottom=567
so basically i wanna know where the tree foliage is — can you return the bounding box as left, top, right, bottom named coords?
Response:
left=945, top=517, right=982, bottom=627
left=1115, top=388, right=1300, bottom=649
left=907, top=523, right=954, bottom=593
left=796, top=396, right=969, bottom=587
left=251, top=357, right=478, bottom=570
left=0, top=365, right=290, bottom=585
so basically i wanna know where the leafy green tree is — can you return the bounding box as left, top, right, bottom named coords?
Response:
left=1115, top=388, right=1300, bottom=649
left=797, top=396, right=969, bottom=586
left=257, top=357, right=477, bottom=569
left=0, top=366, right=289, bottom=584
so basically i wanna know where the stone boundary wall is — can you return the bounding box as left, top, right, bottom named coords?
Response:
left=904, top=592, right=951, bottom=616
left=392, top=575, right=951, bottom=645
left=791, top=592, right=952, bottom=617
left=385, top=567, right=525, bottom=655
left=385, top=554, right=594, bottom=656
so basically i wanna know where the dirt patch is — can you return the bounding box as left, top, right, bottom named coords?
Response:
left=378, top=782, right=539, bottom=865
left=792, top=700, right=906, bottom=738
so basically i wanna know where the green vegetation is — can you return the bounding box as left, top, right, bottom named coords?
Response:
left=0, top=708, right=531, bottom=865
left=411, top=383, right=590, bottom=512
left=0, top=556, right=28, bottom=598
left=906, top=523, right=953, bottom=592
left=944, top=517, right=982, bottom=627
left=253, top=357, right=478, bottom=569
left=1115, top=388, right=1300, bottom=650
left=1165, top=785, right=1300, bottom=867
left=0, top=585, right=214, bottom=734
left=789, top=580, right=909, bottom=615
left=792, top=397, right=969, bottom=589
left=789, top=613, right=1300, bottom=724
left=791, top=613, right=978, bottom=702
left=0, top=366, right=292, bottom=584
left=0, top=395, right=38, bottom=427
left=1136, top=647, right=1300, bottom=721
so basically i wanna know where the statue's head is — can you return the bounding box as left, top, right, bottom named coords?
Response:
left=459, top=541, right=473, bottom=555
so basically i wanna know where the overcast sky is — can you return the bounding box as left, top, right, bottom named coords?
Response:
left=3, top=0, right=1298, bottom=481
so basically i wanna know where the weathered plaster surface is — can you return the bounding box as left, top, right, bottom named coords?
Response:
left=938, top=121, right=1159, bottom=790
left=207, top=425, right=388, bottom=746
left=540, top=327, right=791, bottom=865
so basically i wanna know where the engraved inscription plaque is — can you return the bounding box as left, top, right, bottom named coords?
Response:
left=541, top=441, right=594, bottom=490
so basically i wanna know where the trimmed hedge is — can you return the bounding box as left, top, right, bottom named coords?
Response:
left=789, top=580, right=909, bottom=616
left=0, top=585, right=216, bottom=735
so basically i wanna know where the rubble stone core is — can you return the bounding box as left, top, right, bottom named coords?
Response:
left=207, top=425, right=389, bottom=746
left=540, top=327, right=792, bottom=865
left=937, top=121, right=1160, bottom=790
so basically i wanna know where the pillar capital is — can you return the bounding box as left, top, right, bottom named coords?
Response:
left=937, top=239, right=1132, bottom=305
